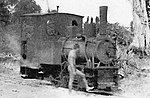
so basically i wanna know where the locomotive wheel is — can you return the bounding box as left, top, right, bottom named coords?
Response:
left=73, top=76, right=85, bottom=91
left=60, top=75, right=69, bottom=88
left=48, top=75, right=59, bottom=86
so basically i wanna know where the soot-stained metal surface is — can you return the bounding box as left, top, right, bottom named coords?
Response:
left=20, top=12, right=83, bottom=66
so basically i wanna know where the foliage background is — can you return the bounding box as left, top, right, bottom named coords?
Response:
left=0, top=0, right=41, bottom=55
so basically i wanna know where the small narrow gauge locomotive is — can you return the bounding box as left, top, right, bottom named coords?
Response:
left=20, top=6, right=119, bottom=93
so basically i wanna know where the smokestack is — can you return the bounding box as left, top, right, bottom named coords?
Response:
left=99, top=6, right=108, bottom=35
left=57, top=6, right=59, bottom=12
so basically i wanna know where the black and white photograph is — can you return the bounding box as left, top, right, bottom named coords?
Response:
left=0, top=0, right=150, bottom=98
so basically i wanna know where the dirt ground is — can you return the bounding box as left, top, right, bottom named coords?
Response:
left=0, top=60, right=150, bottom=98
left=0, top=73, right=122, bottom=98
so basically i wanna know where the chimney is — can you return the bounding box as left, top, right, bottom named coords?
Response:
left=57, top=6, right=59, bottom=12
left=99, top=6, right=108, bottom=35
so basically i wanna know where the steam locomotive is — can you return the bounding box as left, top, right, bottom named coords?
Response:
left=20, top=6, right=119, bottom=93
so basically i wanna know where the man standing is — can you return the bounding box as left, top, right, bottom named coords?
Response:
left=68, top=43, right=93, bottom=92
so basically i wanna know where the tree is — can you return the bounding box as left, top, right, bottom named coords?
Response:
left=14, top=0, right=41, bottom=15
left=146, top=0, right=150, bottom=18
left=107, top=23, right=133, bottom=46
left=12, top=0, right=41, bottom=23
left=0, top=0, right=41, bottom=24
left=129, top=0, right=150, bottom=49
left=0, top=1, right=11, bottom=26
